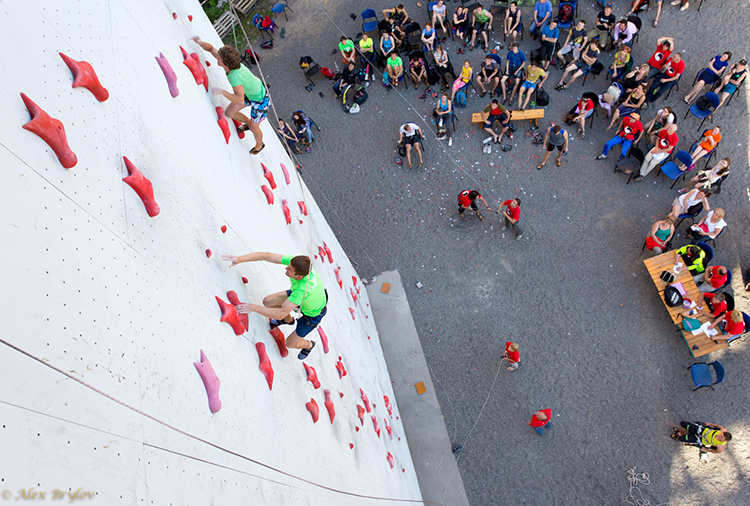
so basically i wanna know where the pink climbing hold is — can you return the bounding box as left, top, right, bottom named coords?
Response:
left=280, top=163, right=291, bottom=184
left=384, top=418, right=393, bottom=440
left=261, top=163, right=277, bottom=189
left=317, top=326, right=329, bottom=353
left=59, top=52, right=109, bottom=102
left=334, top=267, right=343, bottom=289
left=155, top=53, right=179, bottom=97
left=324, top=243, right=333, bottom=263
left=221, top=225, right=227, bottom=233
left=215, top=296, right=245, bottom=335
left=180, top=46, right=204, bottom=86
left=303, top=363, right=321, bottom=389
left=306, top=398, right=319, bottom=423
left=122, top=156, right=160, bottom=217
left=261, top=185, right=274, bottom=205
left=357, top=405, right=365, bottom=426
left=232, top=119, right=245, bottom=139
left=242, top=277, right=249, bottom=284
left=298, top=201, right=308, bottom=216
left=387, top=453, right=395, bottom=469
left=216, top=107, right=230, bottom=144
left=384, top=395, right=393, bottom=416
left=188, top=14, right=193, bottom=21
left=226, top=291, right=248, bottom=331
left=281, top=200, right=292, bottom=225
left=20, top=93, right=77, bottom=169
left=336, top=361, right=347, bottom=379
left=190, top=53, right=209, bottom=92
left=324, top=389, right=336, bottom=423
left=193, top=350, right=221, bottom=413
left=256, top=342, right=274, bottom=390
left=269, top=327, right=289, bottom=358
left=360, top=388, right=371, bottom=413
left=349, top=308, right=356, bottom=320
left=372, top=416, right=381, bottom=438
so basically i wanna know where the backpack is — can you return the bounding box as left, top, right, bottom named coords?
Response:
left=354, top=88, right=368, bottom=105
left=260, top=39, right=274, bottom=49
left=244, top=50, right=261, bottom=66
left=592, top=62, right=605, bottom=76
left=454, top=89, right=467, bottom=107
left=664, top=286, right=684, bottom=307
left=557, top=3, right=574, bottom=25
left=536, top=87, right=549, bottom=107
left=696, top=95, right=713, bottom=112
left=606, top=84, right=622, bottom=102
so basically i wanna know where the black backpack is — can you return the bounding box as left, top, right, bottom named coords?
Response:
left=592, top=62, right=605, bottom=76
left=696, top=95, right=713, bottom=112
left=664, top=286, right=684, bottom=307
left=536, top=87, right=549, bottom=107
left=354, top=88, right=368, bottom=105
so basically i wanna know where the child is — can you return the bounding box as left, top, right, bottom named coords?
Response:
left=502, top=342, right=520, bottom=371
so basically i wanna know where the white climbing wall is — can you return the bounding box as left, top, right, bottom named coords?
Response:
left=0, top=1, right=423, bottom=504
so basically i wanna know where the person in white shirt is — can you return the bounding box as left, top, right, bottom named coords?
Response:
left=688, top=208, right=726, bottom=244
left=398, top=122, right=424, bottom=168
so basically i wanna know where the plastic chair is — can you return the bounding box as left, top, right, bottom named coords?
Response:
left=697, top=227, right=724, bottom=248
left=688, top=361, right=725, bottom=391
left=403, top=22, right=422, bottom=53
left=489, top=53, right=502, bottom=68
left=271, top=1, right=293, bottom=22
left=614, top=147, right=643, bottom=184
left=696, top=242, right=714, bottom=267
left=299, top=56, right=322, bottom=86
left=684, top=92, right=720, bottom=131
left=660, top=161, right=686, bottom=189
left=627, top=14, right=642, bottom=46
left=362, top=8, right=378, bottom=33
left=675, top=203, right=704, bottom=229
left=665, top=74, right=681, bottom=100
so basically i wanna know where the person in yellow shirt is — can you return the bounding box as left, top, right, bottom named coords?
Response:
left=359, top=33, right=376, bottom=80
left=518, top=60, right=547, bottom=110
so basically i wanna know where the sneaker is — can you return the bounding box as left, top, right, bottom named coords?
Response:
left=677, top=187, right=688, bottom=194
left=680, top=3, right=689, bottom=10
left=670, top=0, right=680, bottom=4
left=595, top=155, right=607, bottom=160
left=298, top=341, right=316, bottom=360
left=516, top=234, right=524, bottom=241
left=699, top=452, right=709, bottom=463
left=633, top=175, right=645, bottom=182
left=448, top=137, right=453, bottom=146
left=500, top=225, right=507, bottom=231
left=270, top=318, right=294, bottom=328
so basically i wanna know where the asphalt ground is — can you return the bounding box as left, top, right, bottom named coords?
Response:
left=228, top=1, right=750, bottom=504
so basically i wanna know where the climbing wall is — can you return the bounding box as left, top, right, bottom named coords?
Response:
left=0, top=1, right=422, bottom=504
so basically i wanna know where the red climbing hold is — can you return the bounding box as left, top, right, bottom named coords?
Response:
left=180, top=46, right=204, bottom=86
left=334, top=267, right=343, bottom=289
left=306, top=398, right=319, bottom=423
left=122, top=156, right=160, bottom=217
left=336, top=361, right=347, bottom=379
left=318, top=247, right=326, bottom=261
left=59, top=52, right=109, bottom=102
left=352, top=276, right=358, bottom=286
left=190, top=53, right=209, bottom=92
left=385, top=418, right=393, bottom=440
left=357, top=405, right=365, bottom=426
left=216, top=106, right=230, bottom=143
left=256, top=342, right=274, bottom=390
left=303, top=363, right=321, bottom=389
left=193, top=350, right=222, bottom=413
left=387, top=453, right=395, bottom=469
left=205, top=249, right=212, bottom=258
left=355, top=426, right=360, bottom=432
left=372, top=416, right=381, bottom=438
left=188, top=14, right=193, bottom=21
left=242, top=277, right=249, bottom=284
left=261, top=185, right=274, bottom=205
left=261, top=163, right=277, bottom=189
left=350, top=288, right=358, bottom=307
left=360, top=388, right=371, bottom=413
left=317, top=326, right=329, bottom=353
left=20, top=93, right=77, bottom=169
left=226, top=291, right=248, bottom=331
left=172, top=12, right=178, bottom=19
left=232, top=119, right=245, bottom=139
left=349, top=308, right=356, bottom=320
left=324, top=243, right=334, bottom=263
left=206, top=61, right=211, bottom=66
left=339, top=392, right=344, bottom=398
left=269, top=327, right=289, bottom=358
left=324, top=389, right=336, bottom=423
left=155, top=53, right=179, bottom=98
left=280, top=163, right=291, bottom=184
left=281, top=200, right=292, bottom=225
left=349, top=443, right=354, bottom=449
left=215, top=296, right=245, bottom=335
left=298, top=201, right=308, bottom=216
left=221, top=225, right=227, bottom=233
left=384, top=395, right=393, bottom=416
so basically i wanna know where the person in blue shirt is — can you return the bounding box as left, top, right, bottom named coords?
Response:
left=500, top=43, right=527, bottom=104
left=530, top=0, right=552, bottom=38
left=539, top=19, right=559, bottom=70
left=683, top=52, right=731, bottom=104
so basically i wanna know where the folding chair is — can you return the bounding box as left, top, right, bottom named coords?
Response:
left=684, top=92, right=720, bottom=130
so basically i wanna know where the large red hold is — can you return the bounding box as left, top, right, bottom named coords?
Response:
left=180, top=46, right=204, bottom=86
left=384, top=395, right=393, bottom=416
left=226, top=291, right=248, bottom=331
left=155, top=53, right=179, bottom=97
left=215, top=296, right=245, bottom=335
left=256, top=342, right=274, bottom=390
left=20, top=93, right=77, bottom=169
left=59, top=53, right=109, bottom=102
left=334, top=267, right=343, bottom=289
left=269, top=327, right=289, bottom=358
left=280, top=163, right=291, bottom=184
left=261, top=185, right=274, bottom=204
left=384, top=418, right=393, bottom=440
left=324, top=243, right=333, bottom=263
left=190, top=52, right=209, bottom=91
left=215, top=107, right=230, bottom=143
left=306, top=398, right=319, bottom=423
left=357, top=404, right=365, bottom=426
left=122, top=156, right=160, bottom=217
left=281, top=200, right=292, bottom=225
left=349, top=308, right=356, bottom=320
left=372, top=416, right=381, bottom=438
left=232, top=119, right=245, bottom=139
left=303, top=363, right=321, bottom=389
left=387, top=453, right=394, bottom=469
left=335, top=361, right=347, bottom=379
left=324, top=389, right=336, bottom=424
left=261, top=163, right=277, bottom=189
left=360, top=388, right=371, bottom=413
left=317, top=326, right=329, bottom=353
left=298, top=201, right=308, bottom=216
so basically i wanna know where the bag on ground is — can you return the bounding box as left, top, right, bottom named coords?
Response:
left=536, top=86, right=549, bottom=107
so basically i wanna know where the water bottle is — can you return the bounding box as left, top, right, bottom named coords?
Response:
left=334, top=62, right=340, bottom=72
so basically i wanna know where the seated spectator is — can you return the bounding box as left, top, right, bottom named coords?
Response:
left=628, top=0, right=663, bottom=27
left=607, top=84, right=646, bottom=130
left=610, top=18, right=637, bottom=51
left=469, top=4, right=493, bottom=52
left=644, top=107, right=675, bottom=146
left=690, top=126, right=722, bottom=166
left=595, top=112, right=643, bottom=160
left=563, top=96, right=595, bottom=138
left=587, top=3, right=615, bottom=49
left=453, top=6, right=470, bottom=40
left=504, top=1, right=523, bottom=47
left=709, top=310, right=745, bottom=339
left=500, top=43, right=526, bottom=104
left=678, top=157, right=731, bottom=194
left=398, top=122, right=423, bottom=168
left=333, top=62, right=358, bottom=96
left=539, top=19, right=559, bottom=70
left=383, top=4, right=411, bottom=31
left=422, top=22, right=437, bottom=52
left=645, top=215, right=675, bottom=253
left=431, top=0, right=448, bottom=35
left=434, top=93, right=454, bottom=145
left=608, top=46, right=632, bottom=83
left=359, top=34, right=376, bottom=79
left=379, top=29, right=397, bottom=67
left=530, top=0, right=553, bottom=39
left=621, top=64, right=650, bottom=94
left=409, top=53, right=429, bottom=90
left=557, top=20, right=587, bottom=64
left=451, top=60, right=473, bottom=100
left=518, top=60, right=547, bottom=110
left=386, top=53, right=405, bottom=88
left=644, top=53, right=684, bottom=107
left=714, top=59, right=747, bottom=114
left=635, top=123, right=678, bottom=181
left=433, top=44, right=456, bottom=92
left=669, top=188, right=711, bottom=221
left=292, top=111, right=314, bottom=144
left=687, top=208, right=726, bottom=244
left=684, top=52, right=732, bottom=104
left=339, top=36, right=356, bottom=65
left=673, top=244, right=706, bottom=276
left=476, top=55, right=500, bottom=98
left=277, top=119, right=302, bottom=154
left=555, top=41, right=600, bottom=90
left=698, top=292, right=728, bottom=319
left=646, top=37, right=674, bottom=79
left=482, top=98, right=511, bottom=144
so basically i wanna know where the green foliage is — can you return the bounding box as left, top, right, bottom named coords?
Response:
left=202, top=0, right=228, bottom=23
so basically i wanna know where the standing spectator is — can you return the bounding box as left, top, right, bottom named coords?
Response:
left=529, top=0, right=553, bottom=39
left=421, top=22, right=437, bottom=52
left=482, top=99, right=511, bottom=144
left=398, top=123, right=424, bottom=169
left=645, top=215, right=675, bottom=253
left=469, top=4, right=493, bottom=53
left=359, top=34, right=376, bottom=80
left=555, top=41, right=600, bottom=90
left=670, top=0, right=690, bottom=12
left=611, top=18, right=637, bottom=51
left=622, top=64, right=650, bottom=94
left=498, top=198, right=524, bottom=240
left=452, top=60, right=474, bottom=100
left=518, top=60, right=547, bottom=110
left=644, top=107, right=675, bottom=146
left=628, top=0, right=663, bottom=27
left=530, top=409, right=552, bottom=435
left=433, top=44, right=456, bottom=92
left=678, top=158, right=731, bottom=194
left=476, top=55, right=501, bottom=97
left=595, top=112, right=643, bottom=160
left=713, top=60, right=747, bottom=115
left=646, top=37, right=674, bottom=79
left=607, top=84, right=646, bottom=131
left=500, top=44, right=527, bottom=105
left=435, top=93, right=454, bottom=146
left=587, top=3, right=616, bottom=49
left=504, top=1, right=523, bottom=47
left=277, top=118, right=302, bottom=154
left=669, top=188, right=711, bottom=221
left=695, top=265, right=729, bottom=292
left=457, top=190, right=492, bottom=221
left=431, top=0, right=448, bottom=36
left=453, top=6, right=470, bottom=41
left=537, top=124, right=569, bottom=168
left=386, top=53, right=405, bottom=88
left=502, top=342, right=520, bottom=371
left=687, top=208, right=727, bottom=244
left=539, top=19, right=559, bottom=70
left=684, top=52, right=732, bottom=104
left=709, top=310, right=745, bottom=338
left=557, top=20, right=587, bottom=64
left=564, top=96, right=595, bottom=138
left=644, top=53, right=684, bottom=107
left=607, top=46, right=632, bottom=83
left=634, top=124, right=678, bottom=181
left=409, top=52, right=429, bottom=90
left=339, top=36, right=356, bottom=65
left=690, top=126, right=722, bottom=166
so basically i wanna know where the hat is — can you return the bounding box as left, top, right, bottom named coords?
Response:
left=740, top=59, right=748, bottom=65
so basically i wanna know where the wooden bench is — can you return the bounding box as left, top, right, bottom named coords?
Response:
left=231, top=0, right=257, bottom=17
left=472, top=108, right=545, bottom=127
left=213, top=11, right=240, bottom=40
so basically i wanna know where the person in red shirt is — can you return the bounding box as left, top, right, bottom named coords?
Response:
left=457, top=190, right=492, bottom=221
left=596, top=112, right=643, bottom=159
left=530, top=409, right=552, bottom=435
left=498, top=198, right=523, bottom=239
left=635, top=123, right=678, bottom=180
left=564, top=96, right=595, bottom=138
left=709, top=309, right=745, bottom=339
left=647, top=37, right=674, bottom=78
left=645, top=53, right=684, bottom=106
left=695, top=265, right=728, bottom=292
left=699, top=292, right=728, bottom=318
left=502, top=342, right=520, bottom=371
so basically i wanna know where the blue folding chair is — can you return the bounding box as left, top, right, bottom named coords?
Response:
left=660, top=161, right=685, bottom=189
left=688, top=361, right=725, bottom=391
left=698, top=227, right=724, bottom=248
left=684, top=92, right=720, bottom=131
left=272, top=1, right=293, bottom=22
left=696, top=241, right=714, bottom=267
left=362, top=8, right=378, bottom=33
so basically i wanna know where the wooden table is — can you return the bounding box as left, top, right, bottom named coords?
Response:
left=644, top=249, right=728, bottom=357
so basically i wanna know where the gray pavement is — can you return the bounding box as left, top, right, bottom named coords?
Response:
left=237, top=0, right=750, bottom=504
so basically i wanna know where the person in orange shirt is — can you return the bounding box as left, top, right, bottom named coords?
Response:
left=691, top=126, right=722, bottom=166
